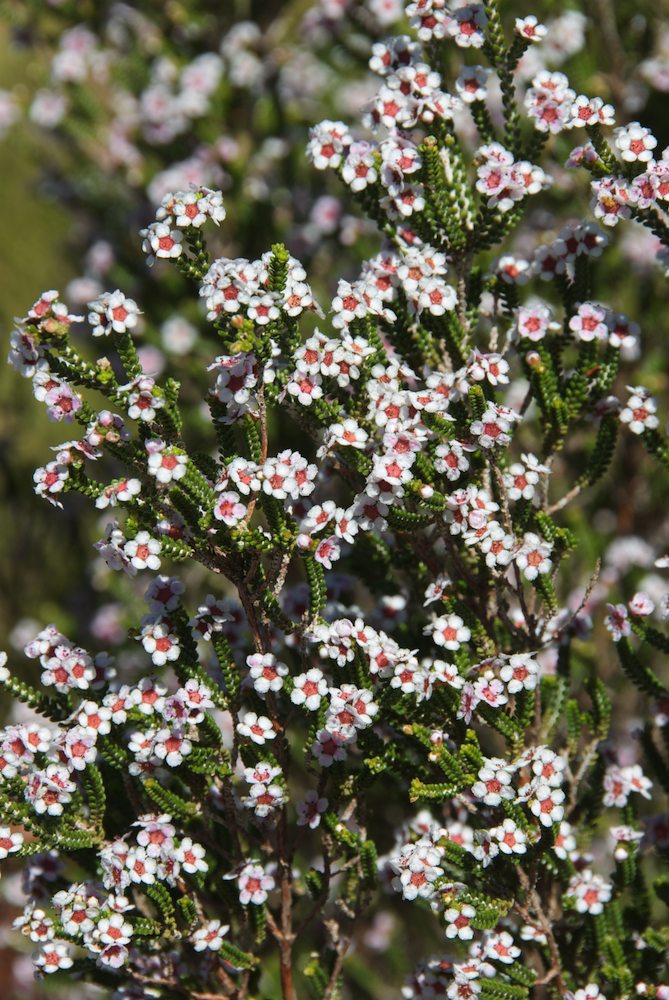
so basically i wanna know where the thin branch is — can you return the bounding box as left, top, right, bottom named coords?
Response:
left=547, top=479, right=586, bottom=515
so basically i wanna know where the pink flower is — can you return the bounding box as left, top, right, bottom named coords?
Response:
left=312, top=728, right=350, bottom=767
left=629, top=592, right=655, bottom=616
left=569, top=302, right=608, bottom=343
left=314, top=535, right=341, bottom=569
left=44, top=383, right=82, bottom=423
left=213, top=491, right=246, bottom=526
left=604, top=603, right=631, bottom=641
left=296, top=791, right=329, bottom=829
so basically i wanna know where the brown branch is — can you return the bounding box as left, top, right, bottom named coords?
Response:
left=277, top=810, right=296, bottom=1000
left=516, top=868, right=566, bottom=995
left=129, top=968, right=238, bottom=999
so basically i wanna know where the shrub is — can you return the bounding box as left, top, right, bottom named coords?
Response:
left=3, top=3, right=669, bottom=998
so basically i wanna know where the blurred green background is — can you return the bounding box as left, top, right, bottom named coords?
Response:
left=0, top=20, right=80, bottom=647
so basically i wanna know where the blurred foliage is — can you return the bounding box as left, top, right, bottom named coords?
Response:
left=0, top=22, right=80, bottom=646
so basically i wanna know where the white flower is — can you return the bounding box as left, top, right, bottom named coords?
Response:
left=614, top=122, right=657, bottom=163
left=153, top=727, right=192, bottom=767
left=573, top=986, right=606, bottom=1000
left=472, top=762, right=515, bottom=806
left=470, top=404, right=517, bottom=449
left=619, top=387, right=659, bottom=435
left=175, top=837, right=208, bottom=874
left=237, top=712, right=276, bottom=745
left=238, top=862, right=275, bottom=905
left=326, top=685, right=378, bottom=734
left=34, top=941, right=73, bottom=973
left=244, top=782, right=286, bottom=818
left=529, top=786, right=565, bottom=827
left=455, top=66, right=490, bottom=103
left=491, top=819, right=527, bottom=855
left=97, top=912, right=134, bottom=947
left=0, top=650, right=9, bottom=684
left=88, top=290, right=141, bottom=337
left=485, top=930, right=521, bottom=964
left=425, top=614, right=471, bottom=651
left=0, top=826, right=23, bottom=858
left=141, top=222, right=184, bottom=262
left=123, top=532, right=162, bottom=571
left=515, top=15, right=546, bottom=42
left=291, top=669, right=327, bottom=710
left=566, top=870, right=612, bottom=914
left=62, top=726, right=97, bottom=770
left=147, top=448, right=188, bottom=484
left=192, top=919, right=229, bottom=952
left=499, top=654, right=539, bottom=693
left=396, top=862, right=442, bottom=900
left=246, top=653, right=288, bottom=694
left=444, top=904, right=476, bottom=940
left=140, top=619, right=180, bottom=667
left=125, top=847, right=157, bottom=884
left=515, top=532, right=552, bottom=581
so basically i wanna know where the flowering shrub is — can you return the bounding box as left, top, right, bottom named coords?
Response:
left=4, top=2, right=669, bottom=998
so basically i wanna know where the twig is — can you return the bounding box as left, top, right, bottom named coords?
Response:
left=240, top=386, right=269, bottom=528
left=516, top=868, right=567, bottom=995
left=296, top=845, right=332, bottom=936
left=129, top=968, right=238, bottom=999
left=552, top=559, right=601, bottom=641
left=547, top=479, right=585, bottom=515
